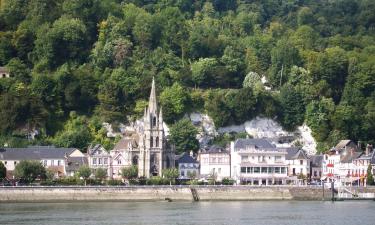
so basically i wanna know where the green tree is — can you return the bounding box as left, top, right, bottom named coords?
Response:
left=279, top=85, right=305, bottom=130
left=95, top=168, right=107, bottom=183
left=77, top=165, right=91, bottom=186
left=190, top=58, right=218, bottom=87
left=121, top=165, right=138, bottom=181
left=305, top=98, right=335, bottom=142
left=160, top=82, right=190, bottom=124
left=0, top=161, right=6, bottom=180
left=269, top=38, right=302, bottom=87
left=96, top=79, right=124, bottom=122
left=367, top=164, right=374, bottom=185
left=162, top=168, right=179, bottom=185
left=33, top=17, right=88, bottom=68
left=14, top=160, right=46, bottom=183
left=169, top=118, right=199, bottom=154
left=52, top=112, right=93, bottom=150
left=243, top=71, right=263, bottom=92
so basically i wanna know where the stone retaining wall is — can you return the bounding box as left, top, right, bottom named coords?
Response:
left=0, top=186, right=374, bottom=202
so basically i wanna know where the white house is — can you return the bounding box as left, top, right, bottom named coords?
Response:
left=285, top=148, right=310, bottom=177
left=87, top=144, right=112, bottom=177
left=230, top=139, right=289, bottom=185
left=198, top=145, right=231, bottom=181
left=310, top=155, right=323, bottom=182
left=175, top=152, right=199, bottom=179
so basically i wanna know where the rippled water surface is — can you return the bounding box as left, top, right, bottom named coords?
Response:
left=1, top=201, right=375, bottom=225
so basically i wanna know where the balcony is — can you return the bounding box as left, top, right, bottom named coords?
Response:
left=327, top=163, right=334, bottom=167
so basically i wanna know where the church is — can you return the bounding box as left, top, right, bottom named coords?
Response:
left=91, top=77, right=175, bottom=179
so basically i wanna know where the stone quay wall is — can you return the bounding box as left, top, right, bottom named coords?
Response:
left=0, top=186, right=374, bottom=202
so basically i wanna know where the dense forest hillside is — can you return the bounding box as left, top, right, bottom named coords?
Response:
left=0, top=0, right=374, bottom=152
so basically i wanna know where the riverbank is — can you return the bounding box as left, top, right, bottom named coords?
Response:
left=1, top=186, right=374, bottom=202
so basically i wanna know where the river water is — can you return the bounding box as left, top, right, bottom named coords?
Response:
left=0, top=201, right=374, bottom=225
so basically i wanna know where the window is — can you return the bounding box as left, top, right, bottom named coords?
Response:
left=254, top=167, right=260, bottom=173
left=241, top=167, right=246, bottom=173
left=314, top=171, right=317, bottom=177
left=275, top=156, right=282, bottom=162
left=300, top=160, right=303, bottom=165
left=181, top=171, right=185, bottom=176
left=99, top=158, right=102, bottom=165
left=261, top=167, right=267, bottom=173
left=247, top=167, right=251, bottom=173
left=156, top=137, right=159, bottom=147
left=150, top=137, right=153, bottom=147
left=104, top=158, right=108, bottom=165
left=4, top=161, right=7, bottom=165
left=93, top=158, right=97, bottom=165
left=118, top=160, right=122, bottom=165
left=153, top=116, right=156, bottom=127
left=241, top=156, right=248, bottom=162
left=275, top=167, right=280, bottom=173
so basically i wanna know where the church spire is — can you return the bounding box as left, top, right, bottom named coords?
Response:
left=148, top=77, right=157, bottom=113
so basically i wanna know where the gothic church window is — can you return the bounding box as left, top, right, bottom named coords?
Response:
left=132, top=155, right=139, bottom=165
left=153, top=116, right=156, bottom=127
left=156, top=137, right=159, bottom=147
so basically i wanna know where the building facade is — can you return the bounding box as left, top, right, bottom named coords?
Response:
left=286, top=148, right=310, bottom=177
left=310, top=155, right=323, bottom=182
left=175, top=152, right=200, bottom=179
left=0, top=146, right=85, bottom=178
left=198, top=145, right=231, bottom=181
left=87, top=144, right=111, bottom=177
left=230, top=139, right=289, bottom=185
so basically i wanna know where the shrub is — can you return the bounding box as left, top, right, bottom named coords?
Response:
left=106, top=179, right=123, bottom=186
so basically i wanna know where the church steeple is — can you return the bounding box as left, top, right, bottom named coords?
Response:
left=148, top=77, right=157, bottom=113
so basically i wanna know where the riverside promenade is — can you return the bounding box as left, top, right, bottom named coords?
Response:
left=1, top=186, right=375, bottom=202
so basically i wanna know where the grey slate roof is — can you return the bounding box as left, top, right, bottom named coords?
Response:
left=176, top=152, right=198, bottom=164
left=285, top=148, right=308, bottom=160
left=310, top=155, right=323, bottom=168
left=233, top=138, right=275, bottom=150
left=340, top=151, right=363, bottom=163
left=334, top=140, right=356, bottom=151
left=66, top=156, right=88, bottom=172
left=0, top=146, right=77, bottom=160
left=371, top=151, right=375, bottom=164
left=201, top=145, right=229, bottom=154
